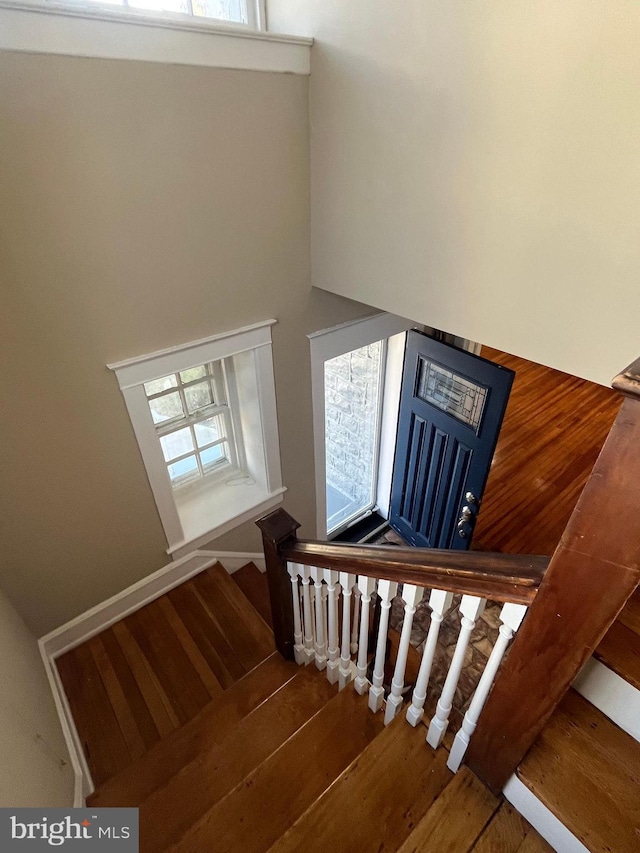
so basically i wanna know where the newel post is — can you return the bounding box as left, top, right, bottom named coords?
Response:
left=465, top=356, right=640, bottom=792
left=256, top=508, right=301, bottom=661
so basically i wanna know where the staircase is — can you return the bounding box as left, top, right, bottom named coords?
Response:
left=84, top=561, right=553, bottom=852
left=69, top=555, right=639, bottom=852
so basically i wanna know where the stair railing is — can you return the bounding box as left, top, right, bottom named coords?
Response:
left=257, top=509, right=548, bottom=772
left=258, top=354, right=640, bottom=791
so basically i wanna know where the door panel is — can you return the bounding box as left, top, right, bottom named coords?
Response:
left=389, top=332, right=514, bottom=549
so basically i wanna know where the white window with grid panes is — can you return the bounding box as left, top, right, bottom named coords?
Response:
left=109, top=320, right=285, bottom=558
left=145, top=361, right=239, bottom=490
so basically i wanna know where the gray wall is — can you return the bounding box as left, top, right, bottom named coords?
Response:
left=268, top=1, right=640, bottom=386
left=0, top=51, right=370, bottom=635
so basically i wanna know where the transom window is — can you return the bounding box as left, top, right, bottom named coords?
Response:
left=78, top=0, right=249, bottom=24
left=28, top=0, right=264, bottom=27
left=144, top=361, right=238, bottom=488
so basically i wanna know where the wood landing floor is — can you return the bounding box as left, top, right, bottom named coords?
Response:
left=473, top=347, right=620, bottom=556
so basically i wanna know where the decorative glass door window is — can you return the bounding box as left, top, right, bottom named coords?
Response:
left=144, top=361, right=237, bottom=488
left=416, top=358, right=487, bottom=433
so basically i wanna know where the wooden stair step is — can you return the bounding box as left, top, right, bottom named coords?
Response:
left=517, top=688, right=640, bottom=853
left=594, top=618, right=640, bottom=690
left=472, top=802, right=554, bottom=853
left=231, top=562, right=273, bottom=629
left=170, top=685, right=385, bottom=853
left=396, top=767, right=499, bottom=853
left=140, top=666, right=337, bottom=852
left=89, top=653, right=298, bottom=808
left=191, top=562, right=274, bottom=671
left=270, top=712, right=452, bottom=853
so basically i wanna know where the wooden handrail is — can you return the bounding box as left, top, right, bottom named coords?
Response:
left=282, top=541, right=547, bottom=605
left=256, top=508, right=548, bottom=659
left=466, top=387, right=640, bottom=792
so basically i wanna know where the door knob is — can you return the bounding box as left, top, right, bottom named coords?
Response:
left=465, top=492, right=477, bottom=504
left=460, top=506, right=472, bottom=521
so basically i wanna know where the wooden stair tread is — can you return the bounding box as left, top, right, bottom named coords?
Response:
left=139, top=666, right=336, bottom=852
left=89, top=653, right=297, bottom=808
left=472, top=802, right=553, bottom=853
left=231, top=562, right=273, bottom=629
left=396, top=767, right=499, bottom=853
left=617, top=587, right=640, bottom=636
left=170, top=685, right=385, bottom=853
left=594, top=618, right=640, bottom=690
left=270, top=713, right=452, bottom=852
left=513, top=833, right=556, bottom=853
left=191, top=562, right=274, bottom=671
left=517, top=689, right=640, bottom=853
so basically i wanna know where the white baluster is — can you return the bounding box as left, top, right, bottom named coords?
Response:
left=368, top=580, right=398, bottom=713
left=354, top=576, right=376, bottom=695
left=406, top=590, right=454, bottom=726
left=384, top=584, right=424, bottom=725
left=310, top=566, right=327, bottom=671
left=448, top=603, right=528, bottom=772
left=287, top=562, right=305, bottom=665
left=324, top=569, right=340, bottom=685
left=350, top=587, right=361, bottom=655
left=339, top=572, right=356, bottom=690
left=322, top=584, right=329, bottom=657
left=426, top=595, right=486, bottom=749
left=299, top=565, right=315, bottom=665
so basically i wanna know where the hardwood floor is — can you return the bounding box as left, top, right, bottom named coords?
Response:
left=56, top=562, right=272, bottom=788
left=472, top=347, right=621, bottom=556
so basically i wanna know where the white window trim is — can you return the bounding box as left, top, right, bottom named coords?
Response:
left=0, top=0, right=312, bottom=74
left=109, top=319, right=285, bottom=559
left=308, top=313, right=415, bottom=540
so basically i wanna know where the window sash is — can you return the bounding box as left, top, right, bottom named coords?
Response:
left=35, top=0, right=256, bottom=27
left=147, top=359, right=241, bottom=490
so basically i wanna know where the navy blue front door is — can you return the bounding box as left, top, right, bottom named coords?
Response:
left=389, top=332, right=514, bottom=549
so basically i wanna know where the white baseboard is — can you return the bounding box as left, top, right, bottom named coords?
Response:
left=572, top=657, right=640, bottom=742
left=40, top=551, right=220, bottom=659
left=503, top=774, right=589, bottom=853
left=39, top=548, right=266, bottom=800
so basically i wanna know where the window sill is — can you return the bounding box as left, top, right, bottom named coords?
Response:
left=0, top=0, right=312, bottom=74
left=167, top=482, right=286, bottom=559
